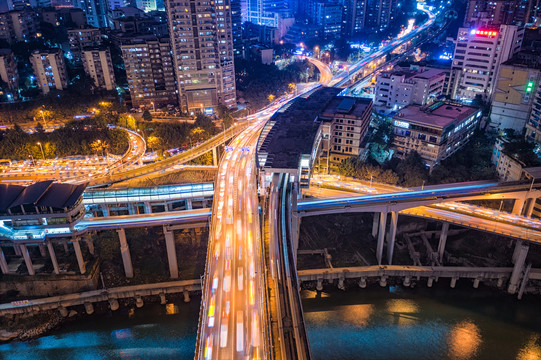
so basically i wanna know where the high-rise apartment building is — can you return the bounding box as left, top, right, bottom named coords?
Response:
left=231, top=0, right=243, bottom=57
left=365, top=0, right=395, bottom=31
left=343, top=0, right=366, bottom=36
left=29, top=49, right=68, bottom=94
left=490, top=58, right=541, bottom=131
left=245, top=0, right=289, bottom=26
left=464, top=0, right=533, bottom=27
left=165, top=0, right=236, bottom=113
left=0, top=9, right=40, bottom=44
left=375, top=68, right=446, bottom=109
left=450, top=25, right=523, bottom=102
left=136, top=0, right=157, bottom=12
left=121, top=37, right=177, bottom=107
left=0, top=49, right=19, bottom=100
left=82, top=47, right=116, bottom=91
left=72, top=0, right=108, bottom=27
left=67, top=27, right=102, bottom=61
left=310, top=1, right=342, bottom=39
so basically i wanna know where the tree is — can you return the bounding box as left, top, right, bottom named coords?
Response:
left=395, top=151, right=429, bottom=187
left=142, top=110, right=153, bottom=122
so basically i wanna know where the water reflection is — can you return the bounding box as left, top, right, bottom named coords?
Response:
left=447, top=320, right=482, bottom=360
left=386, top=299, right=420, bottom=326
left=517, top=335, right=541, bottom=360
left=165, top=303, right=179, bottom=315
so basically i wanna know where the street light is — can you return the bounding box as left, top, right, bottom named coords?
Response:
left=40, top=110, right=47, bottom=127
left=37, top=142, right=45, bottom=160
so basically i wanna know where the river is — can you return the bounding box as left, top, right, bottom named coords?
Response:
left=0, top=285, right=540, bottom=360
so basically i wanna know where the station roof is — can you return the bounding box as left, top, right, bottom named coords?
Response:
left=259, top=87, right=342, bottom=170
left=0, top=181, right=87, bottom=212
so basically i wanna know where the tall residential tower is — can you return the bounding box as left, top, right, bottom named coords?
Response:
left=165, top=0, right=236, bottom=113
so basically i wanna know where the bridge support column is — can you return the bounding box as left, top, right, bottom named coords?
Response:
left=184, top=289, right=191, bottom=302
left=13, top=244, right=21, bottom=256
left=316, top=278, right=323, bottom=291
left=20, top=244, right=35, bottom=276
left=163, top=227, right=179, bottom=279
left=86, top=237, right=95, bottom=256
left=376, top=212, right=387, bottom=265
left=185, top=199, right=193, bottom=210
left=508, top=242, right=529, bottom=294
left=144, top=202, right=152, bottom=214
left=117, top=229, right=134, bottom=278
left=62, top=240, right=69, bottom=253
left=525, top=198, right=535, bottom=218
left=437, top=222, right=449, bottom=263
left=46, top=241, right=60, bottom=275
left=84, top=302, right=94, bottom=315
left=450, top=277, right=457, bottom=288
left=372, top=213, right=379, bottom=237
left=512, top=197, right=526, bottom=215
left=386, top=211, right=398, bottom=264
left=72, top=238, right=86, bottom=275
left=212, top=147, right=218, bottom=166
left=512, top=240, right=524, bottom=264
left=0, top=246, right=9, bottom=274
left=427, top=277, right=434, bottom=287
left=473, top=278, right=480, bottom=288
left=359, top=277, right=367, bottom=288
left=101, top=205, right=110, bottom=217
left=38, top=244, right=47, bottom=258
left=403, top=276, right=411, bottom=287
left=109, top=298, right=119, bottom=311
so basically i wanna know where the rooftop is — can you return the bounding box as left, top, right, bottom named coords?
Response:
left=0, top=181, right=87, bottom=213
left=320, top=96, right=372, bottom=119
left=259, top=87, right=342, bottom=169
left=394, top=102, right=479, bottom=129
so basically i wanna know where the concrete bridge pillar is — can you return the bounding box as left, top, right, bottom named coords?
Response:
left=86, top=237, right=95, bottom=256
left=403, top=276, right=411, bottom=287
left=512, top=240, right=524, bottom=264
left=386, top=211, right=398, bottom=264
left=58, top=306, right=68, bottom=317
left=376, top=212, right=387, bottom=265
left=497, top=277, right=504, bottom=288
left=508, top=242, right=529, bottom=294
left=46, top=241, right=60, bottom=275
left=473, top=278, right=480, bottom=288
left=84, top=302, right=94, bottom=315
left=160, top=293, right=167, bottom=304
left=437, top=222, right=449, bottom=263
left=359, top=277, right=367, bottom=288
left=450, top=277, right=457, bottom=288
left=13, top=244, right=21, bottom=256
left=316, top=278, right=323, bottom=291
left=338, top=276, right=345, bottom=290
left=116, top=229, right=134, bottom=278
left=101, top=204, right=110, bottom=217
left=19, top=244, right=35, bottom=276
left=163, top=227, right=179, bottom=279
left=135, top=296, right=144, bottom=308
left=427, top=277, right=434, bottom=287
left=379, top=276, right=387, bottom=287
left=144, top=202, right=152, bottom=214
left=72, top=238, right=86, bottom=275
left=212, top=147, right=218, bottom=166
left=185, top=199, right=193, bottom=210
left=0, top=246, right=9, bottom=274
left=372, top=213, right=379, bottom=237
left=109, top=298, right=119, bottom=311
left=512, top=197, right=526, bottom=215
left=525, top=198, right=535, bottom=218
left=62, top=240, right=69, bottom=253
left=183, top=289, right=191, bottom=302
left=38, top=244, right=47, bottom=258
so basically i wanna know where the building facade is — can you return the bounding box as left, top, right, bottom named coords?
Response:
left=317, top=97, right=373, bottom=173
left=391, top=102, right=482, bottom=168
left=82, top=47, right=115, bottom=91
left=165, top=0, right=236, bottom=113
left=490, top=58, right=541, bottom=131
left=72, top=0, right=108, bottom=28
left=375, top=68, right=446, bottom=110
left=121, top=37, right=177, bottom=107
left=29, top=49, right=68, bottom=94
left=0, top=48, right=19, bottom=100
left=450, top=25, right=524, bottom=102
left=67, top=27, right=102, bottom=61
left=0, top=9, right=40, bottom=44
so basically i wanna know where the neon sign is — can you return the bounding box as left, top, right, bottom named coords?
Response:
left=470, top=29, right=498, bottom=37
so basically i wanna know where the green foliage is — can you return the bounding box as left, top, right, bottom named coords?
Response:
left=337, top=157, right=399, bottom=185
left=0, top=118, right=129, bottom=159
left=235, top=58, right=317, bottom=110
left=394, top=151, right=430, bottom=187
left=503, top=140, right=540, bottom=167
